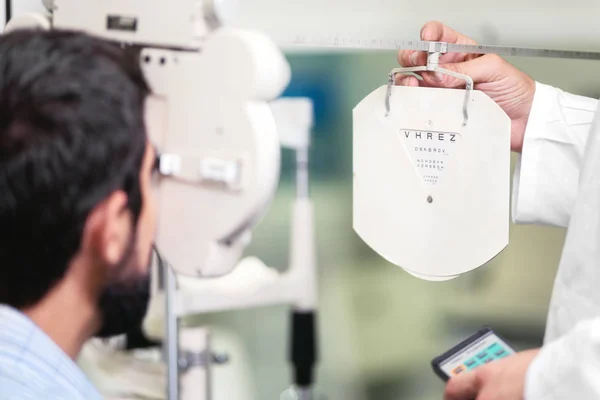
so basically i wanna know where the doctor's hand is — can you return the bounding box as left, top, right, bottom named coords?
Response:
left=397, top=21, right=535, bottom=153
left=444, top=349, right=540, bottom=400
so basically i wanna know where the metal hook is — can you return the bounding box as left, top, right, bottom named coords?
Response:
left=436, top=67, right=474, bottom=125
left=384, top=49, right=474, bottom=126
left=385, top=72, right=393, bottom=117
left=385, top=67, right=424, bottom=116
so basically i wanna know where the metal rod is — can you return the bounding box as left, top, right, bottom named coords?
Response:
left=286, top=35, right=600, bottom=60
left=296, top=148, right=309, bottom=199
left=164, top=261, right=180, bottom=400
left=430, top=42, right=600, bottom=60
left=206, top=330, right=212, bottom=400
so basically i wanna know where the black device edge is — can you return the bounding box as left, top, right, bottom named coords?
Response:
left=5, top=0, right=11, bottom=26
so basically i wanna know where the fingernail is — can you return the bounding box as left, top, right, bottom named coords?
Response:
left=410, top=52, right=418, bottom=66
left=432, top=72, right=444, bottom=82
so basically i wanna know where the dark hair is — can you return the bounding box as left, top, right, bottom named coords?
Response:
left=0, top=29, right=150, bottom=308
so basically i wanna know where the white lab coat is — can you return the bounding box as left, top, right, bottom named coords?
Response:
left=512, top=81, right=600, bottom=399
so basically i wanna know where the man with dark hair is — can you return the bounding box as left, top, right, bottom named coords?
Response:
left=0, top=28, right=158, bottom=399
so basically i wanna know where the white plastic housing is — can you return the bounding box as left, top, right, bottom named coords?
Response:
left=144, top=27, right=291, bottom=277
left=51, top=0, right=214, bottom=50
left=4, top=12, right=51, bottom=32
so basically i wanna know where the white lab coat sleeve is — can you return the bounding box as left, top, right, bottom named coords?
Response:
left=511, top=81, right=598, bottom=227
left=524, top=318, right=600, bottom=399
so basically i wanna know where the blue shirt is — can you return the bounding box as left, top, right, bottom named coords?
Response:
left=0, top=305, right=104, bottom=400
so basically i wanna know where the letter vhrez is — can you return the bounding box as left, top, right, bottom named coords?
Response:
left=401, top=130, right=457, bottom=143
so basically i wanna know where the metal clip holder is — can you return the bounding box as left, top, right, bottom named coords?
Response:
left=385, top=41, right=474, bottom=126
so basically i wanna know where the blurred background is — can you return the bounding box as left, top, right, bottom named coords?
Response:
left=196, top=54, right=574, bottom=400
left=9, top=1, right=600, bottom=399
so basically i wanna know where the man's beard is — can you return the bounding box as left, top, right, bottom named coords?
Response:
left=94, top=232, right=152, bottom=339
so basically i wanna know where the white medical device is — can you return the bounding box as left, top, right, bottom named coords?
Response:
left=6, top=2, right=318, bottom=400
left=6, top=0, right=291, bottom=279
left=146, top=97, right=318, bottom=400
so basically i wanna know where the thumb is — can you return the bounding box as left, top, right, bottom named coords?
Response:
left=419, top=53, right=504, bottom=89
left=444, top=370, right=480, bottom=400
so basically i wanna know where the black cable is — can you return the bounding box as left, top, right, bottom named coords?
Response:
left=5, top=0, right=11, bottom=25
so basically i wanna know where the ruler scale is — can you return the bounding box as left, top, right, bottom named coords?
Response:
left=286, top=34, right=600, bottom=60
